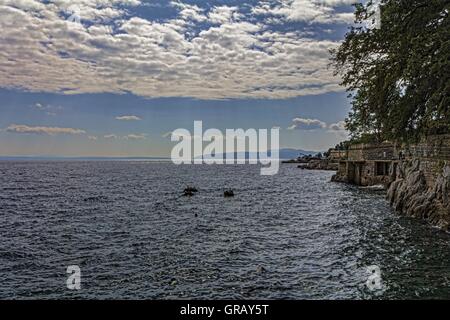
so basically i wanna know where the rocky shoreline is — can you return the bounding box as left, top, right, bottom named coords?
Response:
left=282, top=154, right=340, bottom=171
left=387, top=159, right=450, bottom=230
left=328, top=137, right=450, bottom=231
left=298, top=159, right=338, bottom=171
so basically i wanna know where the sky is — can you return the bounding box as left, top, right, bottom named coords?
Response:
left=0, top=0, right=357, bottom=157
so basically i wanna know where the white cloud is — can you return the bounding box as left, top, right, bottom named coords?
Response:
left=252, top=0, right=355, bottom=24
left=328, top=120, right=348, bottom=138
left=32, top=103, right=63, bottom=114
left=288, top=118, right=327, bottom=130
left=103, top=133, right=147, bottom=140
left=123, top=133, right=147, bottom=140
left=104, top=134, right=118, bottom=139
left=171, top=1, right=206, bottom=23
left=208, top=6, right=241, bottom=24
left=0, top=0, right=352, bottom=100
left=5, top=124, right=86, bottom=135
left=328, top=120, right=346, bottom=131
left=115, top=115, right=142, bottom=121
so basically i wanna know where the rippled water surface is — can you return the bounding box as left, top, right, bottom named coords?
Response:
left=1, top=161, right=450, bottom=299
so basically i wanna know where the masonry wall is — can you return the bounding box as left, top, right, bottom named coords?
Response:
left=387, top=135, right=450, bottom=230
left=329, top=150, right=347, bottom=160
left=403, top=135, right=450, bottom=187
left=333, top=135, right=450, bottom=191
left=347, top=143, right=398, bottom=162
left=406, top=134, right=450, bottom=160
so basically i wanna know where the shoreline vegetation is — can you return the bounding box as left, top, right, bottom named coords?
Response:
left=325, top=0, right=449, bottom=229
left=282, top=154, right=339, bottom=171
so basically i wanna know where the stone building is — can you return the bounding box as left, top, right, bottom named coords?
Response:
left=328, top=149, right=347, bottom=161
left=331, top=135, right=450, bottom=229
left=332, top=142, right=399, bottom=186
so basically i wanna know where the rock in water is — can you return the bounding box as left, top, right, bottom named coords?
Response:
left=256, top=266, right=267, bottom=273
left=224, top=190, right=235, bottom=197
left=183, top=186, right=198, bottom=196
left=184, top=186, right=198, bottom=193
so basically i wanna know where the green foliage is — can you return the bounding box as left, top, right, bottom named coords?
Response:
left=332, top=0, right=450, bottom=143
left=334, top=140, right=352, bottom=150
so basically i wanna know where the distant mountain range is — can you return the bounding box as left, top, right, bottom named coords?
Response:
left=198, top=148, right=318, bottom=160
left=0, top=149, right=318, bottom=161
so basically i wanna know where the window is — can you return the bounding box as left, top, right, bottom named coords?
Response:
left=375, top=162, right=390, bottom=176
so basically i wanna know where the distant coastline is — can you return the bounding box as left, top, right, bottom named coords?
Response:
left=0, top=148, right=319, bottom=162
left=0, top=156, right=171, bottom=161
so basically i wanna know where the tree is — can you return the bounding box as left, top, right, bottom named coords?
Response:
left=335, top=140, right=352, bottom=150
left=331, top=0, right=449, bottom=143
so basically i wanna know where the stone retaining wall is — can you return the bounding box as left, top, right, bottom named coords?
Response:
left=347, top=143, right=398, bottom=161
left=387, top=135, right=450, bottom=230
left=387, top=159, right=450, bottom=230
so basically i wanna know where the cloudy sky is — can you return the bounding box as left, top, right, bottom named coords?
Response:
left=0, top=0, right=355, bottom=157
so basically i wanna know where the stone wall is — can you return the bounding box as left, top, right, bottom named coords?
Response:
left=360, top=162, right=394, bottom=186
left=332, top=160, right=392, bottom=186
left=347, top=143, right=398, bottom=161
left=405, top=134, right=450, bottom=160
left=387, top=135, right=450, bottom=230
left=387, top=159, right=450, bottom=230
left=332, top=143, right=398, bottom=186
left=329, top=150, right=347, bottom=160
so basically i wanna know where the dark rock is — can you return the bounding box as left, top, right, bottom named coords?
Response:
left=256, top=266, right=267, bottom=273
left=183, top=186, right=198, bottom=196
left=387, top=160, right=450, bottom=230
left=224, top=190, right=235, bottom=197
left=184, top=186, right=198, bottom=193
left=299, top=159, right=338, bottom=171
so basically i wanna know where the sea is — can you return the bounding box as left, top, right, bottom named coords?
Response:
left=1, top=161, right=450, bottom=299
